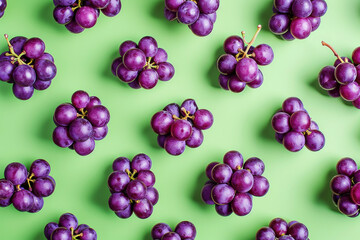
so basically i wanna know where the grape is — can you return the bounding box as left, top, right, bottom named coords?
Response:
left=330, top=174, right=351, bottom=195
left=153, top=48, right=168, bottom=64
left=181, top=99, right=198, bottom=115
left=335, top=62, right=357, bottom=84
left=54, top=104, right=78, bottom=126
left=145, top=187, right=159, bottom=205
left=279, top=236, right=295, bottom=240
left=253, top=44, right=274, bottom=66
left=164, top=8, right=177, bottom=21
left=115, top=204, right=133, bottom=219
left=4, top=162, right=28, bottom=185
left=186, top=127, right=204, bottom=148
left=334, top=57, right=352, bottom=67
left=353, top=170, right=360, bottom=184
left=177, top=1, right=200, bottom=25
left=157, top=62, right=175, bottom=81
left=165, top=0, right=185, bottom=11
left=311, top=121, right=320, bottom=130
left=12, top=84, right=34, bottom=100
left=86, top=96, right=101, bottom=109
left=123, top=48, right=146, bottom=71
left=271, top=112, right=290, bottom=134
left=274, top=0, right=294, bottom=13
left=33, top=177, right=55, bottom=197
left=283, top=131, right=305, bottom=152
left=243, top=157, right=265, bottom=176
left=337, top=158, right=357, bottom=176
left=211, top=183, right=235, bottom=205
left=0, top=197, right=11, bottom=207
left=101, top=0, right=121, bottom=17
left=107, top=171, right=130, bottom=192
left=206, top=162, right=219, bottom=180
left=311, top=0, right=327, bottom=17
left=9, top=36, right=27, bottom=55
left=256, top=227, right=276, bottom=240
left=162, top=232, right=181, bottom=240
left=119, top=41, right=137, bottom=56
left=217, top=54, right=237, bottom=75
left=86, top=105, right=110, bottom=127
left=133, top=198, right=153, bottom=219
left=93, top=125, right=108, bottom=140
left=54, top=0, right=76, bottom=6
left=116, top=63, right=138, bottom=83
left=290, top=111, right=311, bottom=132
left=28, top=195, right=44, bottom=213
left=275, top=132, right=284, bottom=144
left=79, top=228, right=97, bottom=240
left=281, top=30, right=295, bottom=41
left=174, top=221, right=196, bottom=239
left=193, top=109, right=214, bottom=130
left=72, top=90, right=90, bottom=109
left=12, top=189, right=34, bottom=212
left=215, top=203, right=233, bottom=216
left=75, top=6, right=98, bottom=28
left=68, top=118, right=93, bottom=142
left=138, top=36, right=158, bottom=58
left=137, top=170, right=155, bottom=187
left=268, top=14, right=290, bottom=35
left=269, top=218, right=288, bottom=237
left=201, top=182, right=215, bottom=205
left=352, top=47, right=360, bottom=65
left=170, top=119, right=192, bottom=141
left=53, top=126, right=73, bottom=148
left=231, top=169, right=254, bottom=193
left=164, top=103, right=181, bottom=117
left=112, top=157, right=130, bottom=172
left=218, top=74, right=230, bottom=90
left=318, top=66, right=337, bottom=90
left=59, top=213, right=78, bottom=229
left=223, top=150, right=243, bottom=170
left=51, top=228, right=72, bottom=240
left=292, top=0, right=312, bottom=18
left=305, top=130, right=325, bottom=151
left=189, top=14, right=213, bottom=37
left=23, top=38, right=45, bottom=59
left=73, top=138, right=95, bottom=156
left=211, top=163, right=233, bottom=184
left=290, top=18, right=312, bottom=39
left=108, top=192, right=130, bottom=211
left=44, top=222, right=59, bottom=240
left=340, top=82, right=360, bottom=101
left=223, top=36, right=244, bottom=55
left=249, top=176, right=270, bottom=197
left=34, top=79, right=52, bottom=90
left=138, top=69, right=159, bottom=89
left=65, top=19, right=85, bottom=33
left=231, top=192, right=252, bottom=216
left=308, top=16, right=321, bottom=31
left=164, top=136, right=186, bottom=155
left=0, top=179, right=14, bottom=199
left=126, top=180, right=147, bottom=200
left=0, top=60, right=15, bottom=82
left=328, top=86, right=340, bottom=98
left=350, top=182, right=360, bottom=205
left=288, top=223, right=308, bottom=240
left=89, top=0, right=110, bottom=9
left=53, top=6, right=74, bottom=24
left=235, top=58, right=258, bottom=82
left=13, top=65, right=36, bottom=86
left=131, top=154, right=152, bottom=171
left=151, top=223, right=172, bottom=239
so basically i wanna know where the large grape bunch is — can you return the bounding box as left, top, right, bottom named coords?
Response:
left=256, top=218, right=309, bottom=240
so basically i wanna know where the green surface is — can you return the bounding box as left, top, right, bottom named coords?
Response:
left=1, top=0, right=360, bottom=239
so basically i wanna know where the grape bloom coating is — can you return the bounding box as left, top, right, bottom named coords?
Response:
left=0, top=34, right=57, bottom=100
left=217, top=25, right=274, bottom=92
left=164, top=0, right=219, bottom=36
left=151, top=99, right=214, bottom=156
left=201, top=151, right=269, bottom=216
left=52, top=0, right=121, bottom=34
left=108, top=154, right=158, bottom=219
left=330, top=158, right=360, bottom=217
left=44, top=213, right=97, bottom=240
left=0, top=159, right=55, bottom=213
left=151, top=221, right=196, bottom=240
left=111, top=36, right=175, bottom=89
left=255, top=218, right=309, bottom=240
left=52, top=90, right=110, bottom=156
left=271, top=97, right=325, bottom=152
left=269, top=0, right=327, bottom=40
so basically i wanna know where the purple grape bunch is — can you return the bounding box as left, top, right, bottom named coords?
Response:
left=164, top=0, right=219, bottom=37
left=53, top=0, right=121, bottom=34
left=0, top=0, right=6, bottom=18
left=201, top=151, right=269, bottom=217
left=256, top=218, right=309, bottom=240
left=217, top=25, right=274, bottom=92
left=52, top=90, right=110, bottom=156
left=108, top=154, right=158, bottom=219
left=111, top=36, right=175, bottom=89
left=269, top=0, right=327, bottom=40
left=151, top=99, right=214, bottom=156
left=151, top=221, right=196, bottom=240
left=44, top=213, right=97, bottom=240
left=0, top=159, right=55, bottom=213
left=318, top=42, right=360, bottom=108
left=331, top=158, right=360, bottom=217
left=271, top=97, right=325, bottom=152
left=0, top=34, right=57, bottom=100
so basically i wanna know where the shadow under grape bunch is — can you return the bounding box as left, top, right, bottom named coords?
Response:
left=217, top=25, right=274, bottom=93
left=151, top=221, right=196, bottom=240
left=0, top=34, right=57, bottom=100
left=0, top=0, right=6, bottom=18
left=0, top=159, right=55, bottom=213
left=201, top=151, right=269, bottom=216
left=256, top=218, right=309, bottom=240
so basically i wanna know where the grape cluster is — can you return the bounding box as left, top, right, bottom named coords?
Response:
left=151, top=221, right=196, bottom=240
left=0, top=159, right=55, bottom=213
left=318, top=42, right=360, bottom=108
left=0, top=0, right=6, bottom=18
left=256, top=218, right=309, bottom=240
left=269, top=0, right=327, bottom=40
left=111, top=36, right=175, bottom=89
left=164, top=0, right=219, bottom=37
left=53, top=90, right=110, bottom=156
left=330, top=158, right=360, bottom=217
left=151, top=99, right=214, bottom=156
left=107, top=154, right=158, bottom=219
left=0, top=34, right=57, bottom=100
left=53, top=0, right=121, bottom=34
left=271, top=97, right=325, bottom=152
left=201, top=151, right=269, bottom=216
left=217, top=25, right=274, bottom=93
left=44, top=213, right=97, bottom=240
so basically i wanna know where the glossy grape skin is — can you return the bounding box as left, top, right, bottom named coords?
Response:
left=151, top=111, right=174, bottom=136
left=292, top=0, right=312, bottom=18
left=138, top=69, right=159, bottom=89
left=157, top=135, right=167, bottom=148
left=201, top=182, right=215, bottom=205
left=153, top=48, right=168, bottom=64
left=335, top=62, right=357, bottom=85
left=12, top=189, right=34, bottom=212
left=4, top=162, right=28, bottom=185
left=89, top=0, right=110, bottom=8
left=0, top=179, right=14, bottom=199
left=65, top=19, right=85, bottom=33
left=73, top=138, right=95, bottom=156
left=211, top=183, right=235, bottom=205
left=116, top=63, right=138, bottom=83
left=87, top=105, right=110, bottom=127
left=243, top=157, right=265, bottom=176
left=353, top=96, right=360, bottom=109
left=197, top=0, right=219, bottom=14
left=308, top=16, right=321, bottom=31
left=10, top=36, right=27, bottom=55
left=79, top=228, right=97, bottom=240
left=337, top=194, right=358, bottom=216
left=133, top=198, right=153, bottom=219
left=206, top=162, right=219, bottom=180
left=311, top=0, right=327, bottom=17
left=283, top=131, right=305, bottom=152
left=223, top=151, right=243, bottom=171
left=352, top=47, right=360, bottom=65
left=101, top=0, right=121, bottom=17
left=330, top=174, right=351, bottom=195
left=12, top=84, right=34, bottom=100
left=175, top=221, right=196, bottom=239
left=157, top=62, right=175, bottom=81
left=213, top=203, right=232, bottom=216
left=33, top=79, right=51, bottom=90
left=0, top=60, right=15, bottom=82
left=336, top=158, right=357, bottom=176
left=44, top=222, right=58, bottom=240
left=165, top=0, right=185, bottom=11
left=290, top=111, right=311, bottom=132
left=23, top=38, right=45, bottom=59
left=59, top=213, right=78, bottom=229
left=28, top=195, right=44, bottom=213
left=164, top=103, right=181, bottom=117
left=288, top=223, right=308, bottom=240
left=0, top=197, right=11, bottom=207
left=231, top=192, right=252, bottom=216
left=181, top=99, right=198, bottom=115
left=171, top=119, right=192, bottom=141
left=13, top=65, right=36, bottom=86
left=108, top=171, right=130, bottom=192
left=123, top=48, right=146, bottom=71
left=162, top=232, right=181, bottom=240
left=328, top=86, right=340, bottom=98
left=131, top=153, right=152, bottom=171
left=146, top=186, right=159, bottom=205
left=137, top=170, right=155, bottom=187
left=250, top=176, right=269, bottom=197
left=268, top=14, right=290, bottom=35
left=253, top=44, right=274, bottom=66
left=217, top=54, right=237, bottom=75
left=126, top=180, right=147, bottom=200
left=51, top=227, right=72, bottom=240
left=164, top=137, right=186, bottom=155
left=108, top=192, right=130, bottom=211
left=138, top=36, right=158, bottom=58
left=71, top=90, right=90, bottom=109
left=223, top=35, right=244, bottom=55
left=189, top=14, right=213, bottom=37
left=269, top=218, right=288, bottom=237
left=193, top=109, right=213, bottom=130
left=68, top=118, right=93, bottom=142
left=119, top=41, right=137, bottom=57
left=205, top=12, right=216, bottom=23
left=318, top=66, right=337, bottom=90
left=177, top=1, right=200, bottom=25
left=281, top=30, right=295, bottom=41
left=231, top=169, right=254, bottom=193
left=92, top=125, right=108, bottom=140
left=164, top=8, right=177, bottom=21
left=53, top=126, right=73, bottom=148
left=54, top=104, right=77, bottom=126
left=33, top=177, right=55, bottom=197
left=305, top=130, right=325, bottom=151
left=218, top=74, right=230, bottom=90
left=112, top=158, right=130, bottom=172
left=235, top=58, right=258, bottom=83
left=274, top=0, right=294, bottom=13
left=211, top=163, right=233, bottom=184
left=290, top=18, right=312, bottom=39
left=350, top=182, right=360, bottom=205
left=271, top=112, right=290, bottom=134
left=256, top=227, right=275, bottom=240
left=53, top=6, right=74, bottom=24
left=275, top=132, right=284, bottom=144
left=152, top=223, right=172, bottom=239
left=186, top=127, right=204, bottom=148
left=75, top=6, right=98, bottom=28
left=340, top=82, right=360, bottom=101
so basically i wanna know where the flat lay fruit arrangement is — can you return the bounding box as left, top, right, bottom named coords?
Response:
left=1, top=0, right=360, bottom=239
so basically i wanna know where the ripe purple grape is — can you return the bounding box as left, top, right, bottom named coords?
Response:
left=336, top=157, right=357, bottom=176
left=223, top=151, right=243, bottom=170
left=12, top=189, right=34, bottom=212
left=330, top=174, right=351, bottom=195
left=305, top=130, right=325, bottom=151
left=290, top=18, right=312, bottom=39
left=108, top=192, right=130, bottom=211
left=4, top=162, right=28, bottom=185
left=211, top=163, right=233, bottom=184
left=23, top=38, right=45, bottom=59
left=223, top=36, right=244, bottom=55
left=311, top=0, right=327, bottom=17
left=197, top=0, right=219, bottom=14
left=271, top=112, right=291, bottom=134
left=211, top=183, right=235, bottom=205
left=133, top=198, right=153, bottom=219
left=289, top=111, right=311, bottom=132
left=231, top=169, right=254, bottom=193
left=292, top=0, right=312, bottom=18
left=138, top=36, right=158, bottom=58
left=318, top=66, right=337, bottom=90
left=174, top=221, right=196, bottom=239
left=189, top=14, right=213, bottom=37
left=268, top=14, right=290, bottom=35
left=256, top=227, right=275, bottom=240
left=217, top=54, right=237, bottom=75
left=274, top=0, right=294, bottom=13
left=177, top=1, right=200, bottom=25
left=0, top=179, right=14, bottom=200
left=243, top=157, right=265, bottom=176
left=231, top=192, right=252, bottom=216
left=152, top=223, right=172, bottom=239
left=269, top=218, right=288, bottom=237
left=283, top=131, right=305, bottom=152
left=287, top=223, right=308, bottom=240
left=101, top=0, right=121, bottom=17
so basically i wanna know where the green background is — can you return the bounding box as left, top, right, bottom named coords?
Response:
left=0, top=0, right=360, bottom=239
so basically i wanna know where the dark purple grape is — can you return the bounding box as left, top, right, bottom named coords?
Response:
left=340, top=82, right=360, bottom=101
left=59, top=213, right=78, bottom=229
left=157, top=135, right=167, bottom=148
left=12, top=84, right=34, bottom=100
left=68, top=118, right=93, bottom=142
left=35, top=59, right=57, bottom=81
left=330, top=174, right=351, bottom=195
left=271, top=112, right=290, bottom=134
left=268, top=14, right=290, bottom=35
left=164, top=8, right=177, bottom=21
left=287, top=222, right=308, bottom=240
left=34, top=79, right=52, bottom=90
left=138, top=69, right=159, bottom=89
left=0, top=179, right=14, bottom=199
left=54, top=103, right=77, bottom=126
left=89, top=0, right=110, bottom=9
left=274, top=0, right=294, bottom=13
left=256, top=227, right=276, bottom=240
left=112, top=157, right=130, bottom=172
left=305, top=130, right=325, bottom=151
left=156, top=62, right=175, bottom=81
left=205, top=12, right=216, bottom=23
left=115, top=204, right=133, bottom=219
left=186, top=127, right=204, bottom=148
left=201, top=182, right=215, bottom=205
left=249, top=175, right=269, bottom=197
left=279, top=236, right=295, bottom=240
left=218, top=74, right=230, bottom=90
left=231, top=192, right=252, bottom=216
left=283, top=131, right=305, bottom=152
left=292, top=0, right=313, bottom=18
left=275, top=132, right=284, bottom=143
left=12, top=189, right=34, bottom=212
left=53, top=6, right=74, bottom=24
left=108, top=192, right=130, bottom=211
left=177, top=1, right=200, bottom=25
left=53, top=126, right=73, bottom=148
left=9, top=36, right=27, bottom=55
left=181, top=99, right=198, bottom=115
left=231, top=169, right=254, bottom=193
left=309, top=121, right=319, bottom=130
left=289, top=111, right=310, bottom=132
left=211, top=163, right=233, bottom=184
left=65, top=19, right=84, bottom=33
left=131, top=153, right=152, bottom=171
left=193, top=109, right=213, bottom=130
left=351, top=182, right=360, bottom=205
left=328, top=86, right=340, bottom=98
left=164, top=103, right=181, bottom=117
left=138, top=36, right=158, bottom=58
left=153, top=48, right=168, bottom=64
left=228, top=75, right=246, bottom=93
left=174, top=221, right=196, bottom=239
left=243, top=157, right=265, bottom=176
left=151, top=223, right=172, bottom=239
left=164, top=137, right=186, bottom=155
left=334, top=57, right=352, bottom=67
left=336, top=158, right=357, bottom=176
left=290, top=18, right=312, bottom=39
left=0, top=197, right=11, bottom=207
left=54, top=0, right=76, bottom=6
left=108, top=171, right=130, bottom=192
left=332, top=193, right=340, bottom=206
left=116, top=63, right=138, bottom=83
left=171, top=119, right=192, bottom=141
left=223, top=151, right=243, bottom=171
left=28, top=195, right=44, bottom=213
left=197, top=0, right=219, bottom=13
left=318, top=66, right=337, bottom=90
left=119, top=41, right=137, bottom=56
left=215, top=203, right=233, bottom=216
left=281, top=30, right=295, bottom=41
left=30, top=159, right=50, bottom=178
left=123, top=48, right=146, bottom=71
left=145, top=187, right=159, bottom=205
left=93, top=125, right=108, bottom=140
left=335, top=62, right=357, bottom=85
left=269, top=218, right=287, bottom=237
left=165, top=0, right=185, bottom=11
left=0, top=60, right=15, bottom=82
left=101, top=0, right=121, bottom=16
left=338, top=194, right=358, bottom=216
left=223, top=35, right=244, bottom=55
left=136, top=170, right=155, bottom=187
left=51, top=227, right=72, bottom=240
left=75, top=6, right=97, bottom=28
left=189, top=14, right=213, bottom=37
left=211, top=183, right=235, bottom=205
left=79, top=228, right=97, bottom=240
left=253, top=44, right=274, bottom=66
left=352, top=47, right=360, bottom=65
left=235, top=57, right=258, bottom=82
left=86, top=105, right=110, bottom=127
left=126, top=180, right=147, bottom=200
left=217, top=54, right=237, bottom=75
left=206, top=162, right=219, bottom=180
left=133, top=198, right=153, bottom=219
left=86, top=96, right=101, bottom=109
left=311, top=0, right=327, bottom=17
left=23, top=38, right=45, bottom=59
left=13, top=64, right=36, bottom=86
left=33, top=177, right=55, bottom=197
left=44, top=222, right=58, bottom=240
left=162, top=232, right=181, bottom=240
left=308, top=16, right=321, bottom=31
left=71, top=90, right=89, bottom=109
left=4, top=162, right=28, bottom=185
left=73, top=138, right=95, bottom=156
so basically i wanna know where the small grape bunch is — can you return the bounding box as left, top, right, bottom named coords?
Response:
left=330, top=158, right=360, bottom=217
left=0, top=159, right=55, bottom=213
left=108, top=154, right=158, bottom=219
left=318, top=42, right=360, bottom=107
left=44, top=213, right=97, bottom=240
left=111, top=36, right=175, bottom=89
left=151, top=99, right=214, bottom=156
left=0, top=0, right=6, bottom=18
left=0, top=34, right=57, bottom=100
left=269, top=0, right=327, bottom=40
left=201, top=151, right=269, bottom=216
left=151, top=221, right=196, bottom=240
left=52, top=90, right=110, bottom=156
left=53, top=0, right=121, bottom=34
left=256, top=218, right=309, bottom=240
left=164, top=0, right=219, bottom=37
left=271, top=97, right=325, bottom=152
left=217, top=25, right=274, bottom=92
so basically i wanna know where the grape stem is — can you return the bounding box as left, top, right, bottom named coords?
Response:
left=125, top=169, right=137, bottom=180
left=72, top=0, right=82, bottom=11
left=26, top=173, right=35, bottom=191
left=15, top=185, right=21, bottom=191
left=70, top=227, right=83, bottom=240
left=303, top=129, right=312, bottom=136
left=190, top=0, right=198, bottom=4
left=4, top=34, right=31, bottom=66
left=321, top=41, right=344, bottom=63
left=235, top=25, right=262, bottom=61
left=77, top=108, right=87, bottom=118
left=144, top=57, right=159, bottom=70
left=173, top=108, right=195, bottom=121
